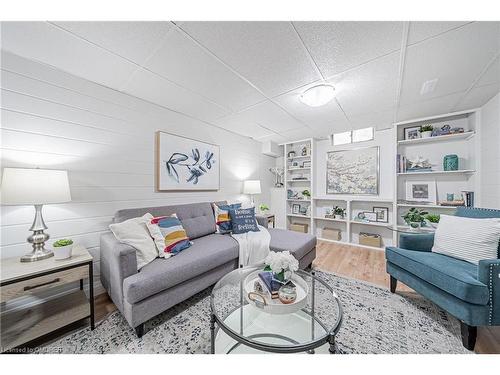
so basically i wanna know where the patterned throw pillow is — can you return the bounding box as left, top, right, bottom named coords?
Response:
left=146, top=214, right=191, bottom=258
left=230, top=207, right=260, bottom=234
left=213, top=203, right=242, bottom=234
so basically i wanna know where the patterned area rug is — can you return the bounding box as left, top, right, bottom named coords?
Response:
left=39, top=270, right=471, bottom=354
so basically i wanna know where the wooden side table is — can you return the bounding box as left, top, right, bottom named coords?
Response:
left=0, top=245, right=94, bottom=351
left=263, top=214, right=276, bottom=228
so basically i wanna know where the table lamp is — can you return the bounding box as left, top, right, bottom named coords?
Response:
left=1, top=168, right=71, bottom=262
left=243, top=180, right=261, bottom=206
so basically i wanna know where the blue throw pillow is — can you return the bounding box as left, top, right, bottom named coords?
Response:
left=229, top=207, right=260, bottom=234
left=214, top=203, right=242, bottom=234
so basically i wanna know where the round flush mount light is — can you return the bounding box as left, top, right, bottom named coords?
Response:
left=299, top=84, right=335, bottom=107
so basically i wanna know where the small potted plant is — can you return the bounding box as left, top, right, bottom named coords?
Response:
left=333, top=206, right=346, bottom=219
left=402, top=208, right=428, bottom=229
left=264, top=251, right=299, bottom=283
left=53, top=238, right=74, bottom=260
left=420, top=124, right=434, bottom=138
left=301, top=189, right=311, bottom=200
left=425, top=213, right=440, bottom=229
left=259, top=203, right=270, bottom=215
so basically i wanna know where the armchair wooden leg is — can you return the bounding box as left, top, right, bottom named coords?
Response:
left=135, top=323, right=144, bottom=338
left=460, top=321, right=477, bottom=351
left=390, top=276, right=397, bottom=293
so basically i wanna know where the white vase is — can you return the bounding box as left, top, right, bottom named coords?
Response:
left=421, top=131, right=432, bottom=138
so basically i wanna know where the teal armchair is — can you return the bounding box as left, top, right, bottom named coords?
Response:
left=385, top=207, right=500, bottom=350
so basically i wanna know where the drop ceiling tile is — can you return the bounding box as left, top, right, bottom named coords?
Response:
left=407, top=21, right=470, bottom=45
left=1, top=22, right=138, bottom=89
left=349, top=108, right=396, bottom=131
left=331, top=52, right=400, bottom=117
left=180, top=21, right=321, bottom=97
left=396, top=92, right=464, bottom=122
left=453, top=83, right=500, bottom=111
left=255, top=133, right=288, bottom=144
left=143, top=28, right=265, bottom=112
left=52, top=21, right=173, bottom=65
left=476, top=56, right=500, bottom=87
left=122, top=68, right=229, bottom=121
left=293, top=21, right=403, bottom=77
left=237, top=100, right=306, bottom=133
left=400, top=22, right=500, bottom=106
left=212, top=113, right=275, bottom=139
left=281, top=127, right=317, bottom=142
left=272, top=82, right=350, bottom=137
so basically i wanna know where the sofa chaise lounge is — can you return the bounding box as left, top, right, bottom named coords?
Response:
left=100, top=201, right=316, bottom=337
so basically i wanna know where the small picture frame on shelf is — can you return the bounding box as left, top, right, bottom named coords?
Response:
left=405, top=180, right=437, bottom=204
left=362, top=212, right=378, bottom=222
left=292, top=204, right=301, bottom=214
left=404, top=126, right=421, bottom=140
left=373, top=207, right=389, bottom=223
left=302, top=161, right=311, bottom=168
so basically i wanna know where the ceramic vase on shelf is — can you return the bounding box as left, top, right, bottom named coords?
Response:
left=443, top=154, right=459, bottom=171
left=420, top=131, right=432, bottom=138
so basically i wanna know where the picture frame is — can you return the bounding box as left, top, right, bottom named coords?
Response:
left=404, top=126, right=421, bottom=140
left=362, top=212, right=378, bottom=222
left=326, top=146, right=379, bottom=195
left=156, top=131, right=220, bottom=191
left=302, top=160, right=311, bottom=168
left=373, top=207, right=389, bottom=223
left=292, top=204, right=301, bottom=214
left=405, top=180, right=437, bottom=203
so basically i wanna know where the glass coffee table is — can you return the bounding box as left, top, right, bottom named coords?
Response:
left=210, top=266, right=343, bottom=354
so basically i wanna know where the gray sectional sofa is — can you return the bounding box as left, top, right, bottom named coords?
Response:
left=100, top=201, right=316, bottom=337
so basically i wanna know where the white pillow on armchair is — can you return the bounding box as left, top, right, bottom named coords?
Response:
left=432, top=214, right=500, bottom=264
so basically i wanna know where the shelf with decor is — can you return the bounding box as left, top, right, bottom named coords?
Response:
left=393, top=109, right=480, bottom=245
left=284, top=138, right=314, bottom=235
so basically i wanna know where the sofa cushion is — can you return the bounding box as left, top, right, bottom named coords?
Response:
left=115, top=202, right=216, bottom=239
left=386, top=247, right=489, bottom=305
left=268, top=228, right=316, bottom=261
left=123, top=234, right=238, bottom=304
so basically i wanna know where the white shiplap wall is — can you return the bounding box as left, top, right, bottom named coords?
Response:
left=0, top=51, right=275, bottom=294
left=480, top=92, right=500, bottom=209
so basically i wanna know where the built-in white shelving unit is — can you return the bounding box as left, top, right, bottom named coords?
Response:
left=393, top=108, right=481, bottom=245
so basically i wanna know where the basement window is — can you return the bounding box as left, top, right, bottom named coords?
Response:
left=333, top=127, right=374, bottom=146
left=333, top=131, right=351, bottom=145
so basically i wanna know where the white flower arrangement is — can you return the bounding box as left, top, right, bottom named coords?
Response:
left=264, top=251, right=299, bottom=281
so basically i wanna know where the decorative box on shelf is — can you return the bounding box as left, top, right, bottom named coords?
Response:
left=359, top=232, right=381, bottom=248
left=323, top=227, right=341, bottom=241
left=290, top=223, right=308, bottom=233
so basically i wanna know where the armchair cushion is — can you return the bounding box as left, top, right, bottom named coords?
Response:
left=386, top=246, right=489, bottom=305
left=399, top=233, right=434, bottom=252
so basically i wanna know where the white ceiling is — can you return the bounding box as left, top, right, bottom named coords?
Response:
left=1, top=21, right=499, bottom=143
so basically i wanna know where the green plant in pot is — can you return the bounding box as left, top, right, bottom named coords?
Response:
left=425, top=213, right=440, bottom=228
left=301, top=189, right=311, bottom=199
left=333, top=206, right=346, bottom=219
left=259, top=203, right=270, bottom=215
left=420, top=124, right=434, bottom=138
left=53, top=239, right=74, bottom=260
left=402, top=208, right=428, bottom=228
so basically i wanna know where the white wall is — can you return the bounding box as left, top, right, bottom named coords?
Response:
left=0, top=51, right=274, bottom=294
left=313, top=128, right=395, bottom=200
left=480, top=92, right=500, bottom=209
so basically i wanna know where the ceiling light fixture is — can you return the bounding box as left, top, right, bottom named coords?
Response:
left=299, top=84, right=335, bottom=107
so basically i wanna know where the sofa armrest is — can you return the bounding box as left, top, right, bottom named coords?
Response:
left=100, top=232, right=138, bottom=310
left=478, top=259, right=500, bottom=325
left=398, top=233, right=435, bottom=252
left=256, top=215, right=269, bottom=228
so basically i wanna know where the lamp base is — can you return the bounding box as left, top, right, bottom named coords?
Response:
left=20, top=248, right=54, bottom=262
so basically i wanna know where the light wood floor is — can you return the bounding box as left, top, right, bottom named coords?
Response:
left=313, top=240, right=500, bottom=354
left=24, top=241, right=500, bottom=354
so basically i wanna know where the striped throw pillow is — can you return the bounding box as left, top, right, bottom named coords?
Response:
left=213, top=203, right=242, bottom=234
left=146, top=214, right=191, bottom=258
left=432, top=214, right=500, bottom=264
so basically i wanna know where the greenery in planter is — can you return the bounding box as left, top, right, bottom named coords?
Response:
left=53, top=239, right=73, bottom=247
left=420, top=124, right=434, bottom=132
left=259, top=204, right=270, bottom=213
left=425, top=213, right=440, bottom=223
left=333, top=206, right=346, bottom=217
left=301, top=189, right=311, bottom=198
left=402, top=208, right=428, bottom=224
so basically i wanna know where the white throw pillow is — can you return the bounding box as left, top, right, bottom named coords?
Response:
left=109, top=213, right=157, bottom=270
left=432, top=214, right=500, bottom=264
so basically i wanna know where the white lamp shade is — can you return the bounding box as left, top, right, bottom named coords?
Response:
left=1, top=168, right=71, bottom=205
left=243, top=180, right=261, bottom=195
